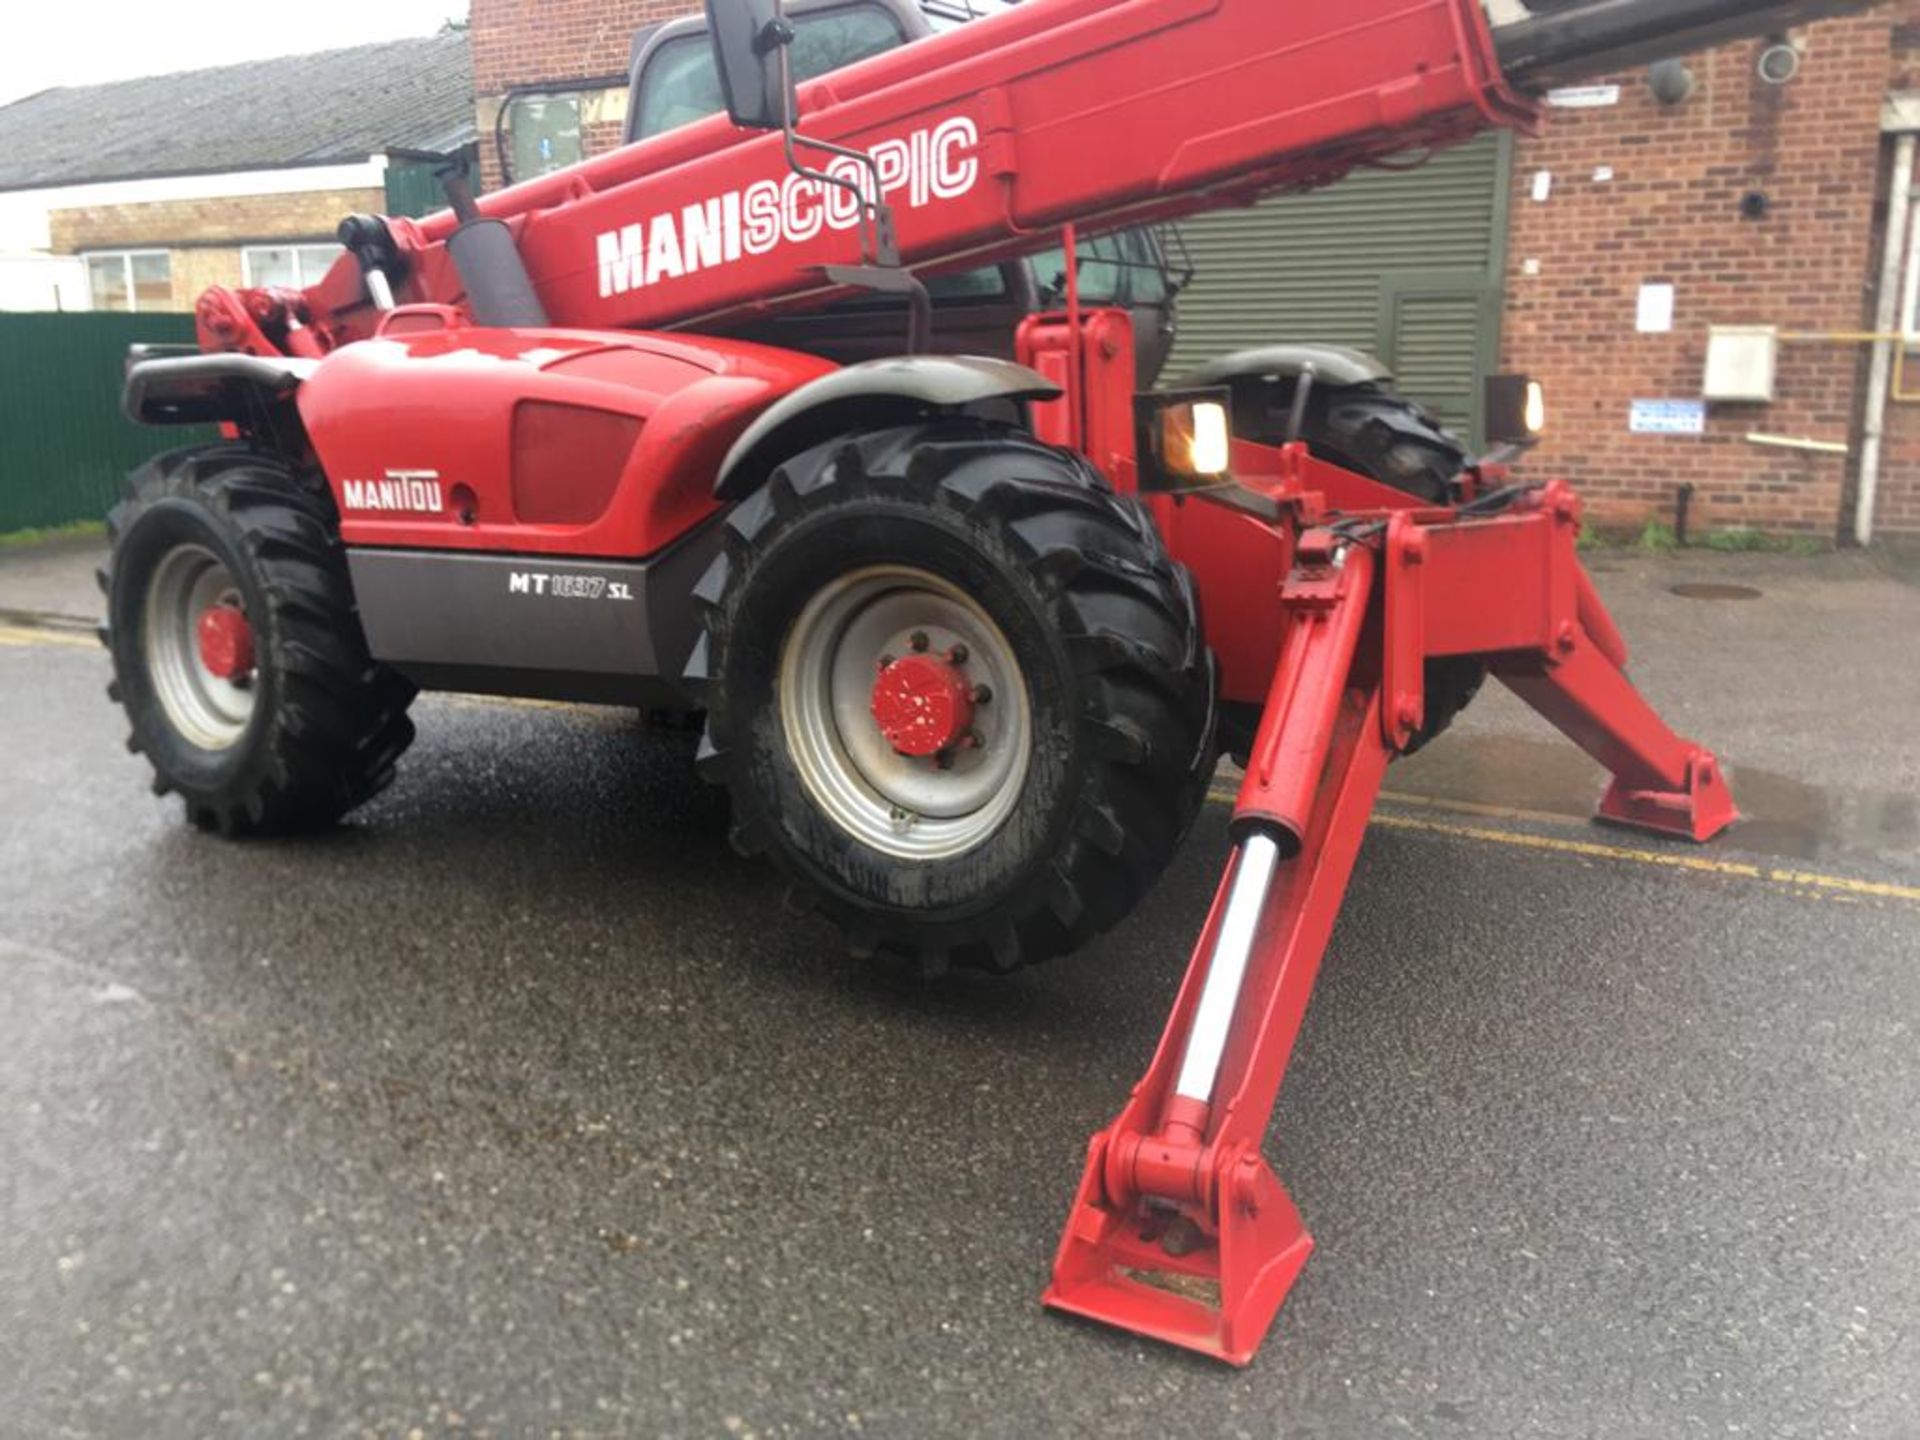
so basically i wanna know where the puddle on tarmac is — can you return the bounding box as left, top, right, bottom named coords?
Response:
left=1389, top=733, right=1920, bottom=875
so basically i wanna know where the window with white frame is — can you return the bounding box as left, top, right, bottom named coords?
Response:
left=242, top=243, right=345, bottom=289
left=85, top=251, right=172, bottom=312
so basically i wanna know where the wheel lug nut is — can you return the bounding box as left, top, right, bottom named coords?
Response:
left=965, top=729, right=984, bottom=750
left=878, top=653, right=895, bottom=671
left=972, top=684, right=992, bottom=704
left=909, top=631, right=930, bottom=652
left=935, top=750, right=955, bottom=770
left=948, top=643, right=969, bottom=664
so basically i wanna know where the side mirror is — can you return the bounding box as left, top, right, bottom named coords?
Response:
left=704, top=0, right=795, bottom=131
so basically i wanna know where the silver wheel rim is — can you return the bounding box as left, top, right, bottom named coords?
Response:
left=143, top=543, right=255, bottom=751
left=778, top=565, right=1033, bottom=861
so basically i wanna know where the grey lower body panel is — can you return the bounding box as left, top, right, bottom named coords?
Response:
left=346, top=525, right=719, bottom=707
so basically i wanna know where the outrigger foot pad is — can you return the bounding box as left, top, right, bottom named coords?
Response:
left=1597, top=749, right=1737, bottom=843
left=1045, top=1138, right=1312, bottom=1367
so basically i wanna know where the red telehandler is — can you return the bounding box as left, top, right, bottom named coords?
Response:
left=106, top=0, right=1862, bottom=1364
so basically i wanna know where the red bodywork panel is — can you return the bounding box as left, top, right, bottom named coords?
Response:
left=296, top=319, right=831, bottom=558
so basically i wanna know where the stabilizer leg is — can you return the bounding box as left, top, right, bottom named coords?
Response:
left=1497, top=561, right=1737, bottom=844
left=1045, top=487, right=1740, bottom=1368
left=1416, top=484, right=1738, bottom=844
left=1045, top=539, right=1392, bottom=1365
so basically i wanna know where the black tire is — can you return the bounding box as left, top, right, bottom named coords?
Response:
left=1228, top=375, right=1484, bottom=749
left=102, top=443, right=416, bottom=835
left=692, top=419, right=1217, bottom=975
left=1228, top=376, right=1468, bottom=505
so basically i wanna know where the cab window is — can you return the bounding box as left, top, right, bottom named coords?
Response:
left=635, top=5, right=907, bottom=141
left=1031, top=231, right=1170, bottom=308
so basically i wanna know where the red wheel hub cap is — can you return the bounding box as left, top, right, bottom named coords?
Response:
left=870, top=653, right=976, bottom=757
left=197, top=605, right=255, bottom=682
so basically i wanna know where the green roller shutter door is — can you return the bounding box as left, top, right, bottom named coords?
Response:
left=1165, top=132, right=1511, bottom=448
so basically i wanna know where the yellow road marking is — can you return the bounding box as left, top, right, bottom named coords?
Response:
left=1764, top=867, right=1920, bottom=903
left=1376, top=786, right=1604, bottom=831
left=1374, top=817, right=1758, bottom=887
left=1213, top=778, right=1584, bottom=832
left=1206, top=786, right=1920, bottom=908
left=1379, top=813, right=1920, bottom=906
left=0, top=623, right=95, bottom=649
left=1368, top=811, right=1767, bottom=879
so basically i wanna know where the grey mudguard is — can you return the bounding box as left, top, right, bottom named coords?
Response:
left=122, top=353, right=319, bottom=426
left=713, top=354, right=1063, bottom=498
left=1176, top=344, right=1392, bottom=391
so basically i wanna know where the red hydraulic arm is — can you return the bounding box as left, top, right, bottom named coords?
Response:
left=1045, top=468, right=1735, bottom=1364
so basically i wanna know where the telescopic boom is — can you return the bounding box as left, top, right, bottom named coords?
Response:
left=241, top=0, right=1871, bottom=361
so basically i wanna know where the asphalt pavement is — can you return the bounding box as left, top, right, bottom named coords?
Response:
left=2, top=544, right=1917, bottom=1437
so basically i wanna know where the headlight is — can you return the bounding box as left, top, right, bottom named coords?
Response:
left=1136, top=389, right=1234, bottom=490
left=1181, top=399, right=1233, bottom=475
left=1485, top=373, right=1546, bottom=446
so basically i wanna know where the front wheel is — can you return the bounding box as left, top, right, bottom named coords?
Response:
left=102, top=444, right=415, bottom=835
left=693, top=420, right=1217, bottom=974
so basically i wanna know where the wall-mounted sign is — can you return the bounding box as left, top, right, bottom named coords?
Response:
left=1630, top=399, right=1708, bottom=436
left=1547, top=84, right=1623, bottom=109
left=1636, top=282, right=1676, bottom=334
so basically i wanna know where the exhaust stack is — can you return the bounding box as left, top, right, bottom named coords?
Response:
left=1493, top=0, right=1879, bottom=91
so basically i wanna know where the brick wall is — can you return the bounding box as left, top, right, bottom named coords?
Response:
left=48, top=189, right=382, bottom=253
left=48, top=187, right=384, bottom=311
left=170, top=248, right=245, bottom=308
left=1502, top=5, right=1920, bottom=540
left=469, top=0, right=699, bottom=190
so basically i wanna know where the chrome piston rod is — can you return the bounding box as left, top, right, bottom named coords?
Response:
left=1172, top=833, right=1284, bottom=1106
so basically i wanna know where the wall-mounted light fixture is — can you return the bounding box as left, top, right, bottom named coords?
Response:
left=1648, top=58, right=1696, bottom=106
left=1757, top=36, right=1803, bottom=87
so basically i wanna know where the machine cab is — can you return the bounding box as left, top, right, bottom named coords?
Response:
left=616, top=0, right=1183, bottom=385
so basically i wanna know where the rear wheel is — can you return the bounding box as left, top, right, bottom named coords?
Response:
left=693, top=419, right=1217, bottom=974
left=102, top=444, right=416, bottom=834
left=1228, top=374, right=1485, bottom=749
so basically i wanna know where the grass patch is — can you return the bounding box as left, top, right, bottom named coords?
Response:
left=1577, top=519, right=1824, bottom=556
left=1638, top=519, right=1680, bottom=554
left=0, top=519, right=105, bottom=549
left=1578, top=519, right=1677, bottom=554
left=1698, top=527, right=1825, bottom=556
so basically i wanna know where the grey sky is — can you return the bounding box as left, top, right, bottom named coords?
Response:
left=0, top=1, right=472, bottom=109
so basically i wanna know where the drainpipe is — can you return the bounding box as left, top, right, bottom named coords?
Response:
left=1857, top=130, right=1916, bottom=548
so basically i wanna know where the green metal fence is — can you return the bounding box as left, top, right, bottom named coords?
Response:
left=0, top=312, right=217, bottom=534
